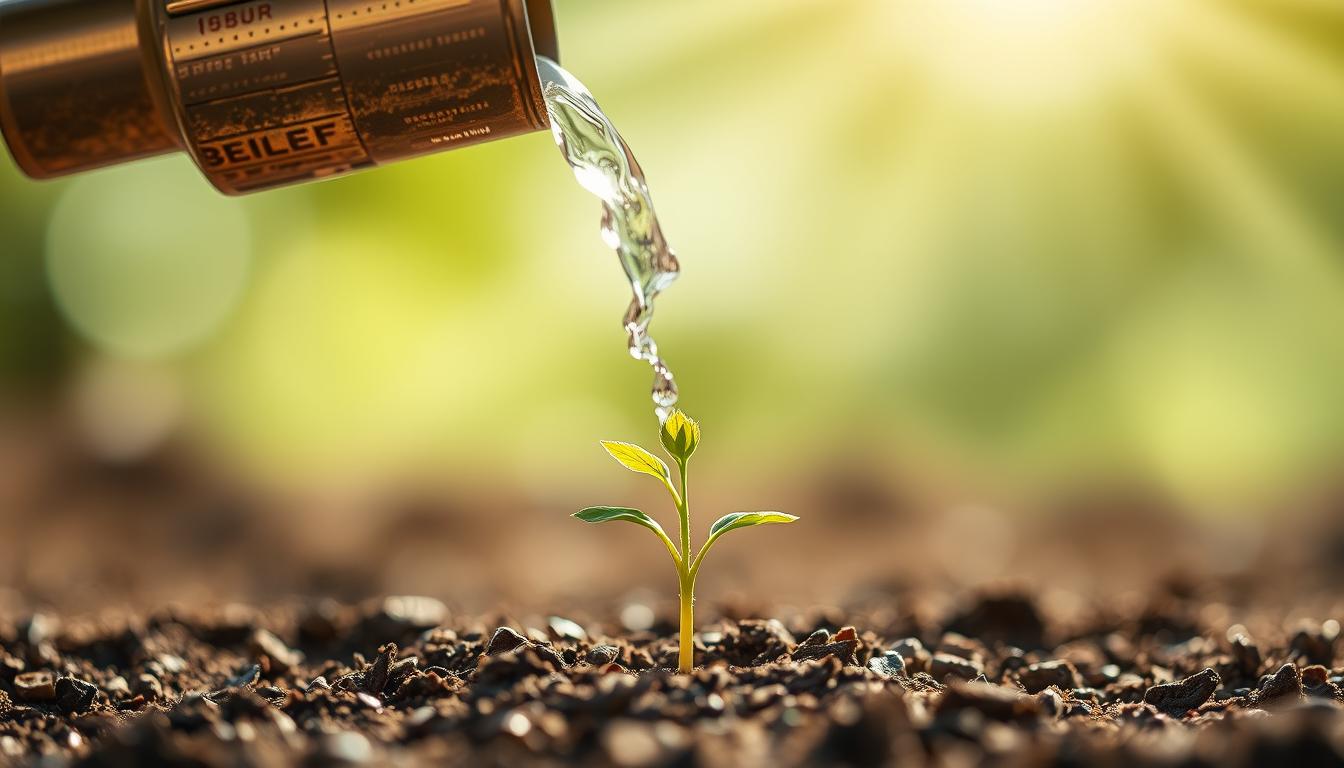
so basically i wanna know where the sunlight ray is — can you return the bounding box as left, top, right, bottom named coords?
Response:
left=1129, top=64, right=1344, bottom=299
left=1163, top=0, right=1344, bottom=104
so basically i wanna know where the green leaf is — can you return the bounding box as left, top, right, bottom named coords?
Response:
left=708, top=511, right=799, bottom=538
left=573, top=506, right=668, bottom=537
left=600, top=441, right=671, bottom=481
left=660, top=410, right=701, bottom=462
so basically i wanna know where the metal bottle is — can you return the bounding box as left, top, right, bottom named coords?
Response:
left=0, top=0, right=558, bottom=194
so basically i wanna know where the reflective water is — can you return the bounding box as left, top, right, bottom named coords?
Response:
left=538, top=56, right=681, bottom=420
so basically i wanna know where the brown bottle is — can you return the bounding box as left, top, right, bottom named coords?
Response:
left=0, top=0, right=558, bottom=195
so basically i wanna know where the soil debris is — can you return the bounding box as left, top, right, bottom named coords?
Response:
left=790, top=627, right=859, bottom=664
left=1, top=589, right=1342, bottom=766
left=1142, top=667, right=1220, bottom=716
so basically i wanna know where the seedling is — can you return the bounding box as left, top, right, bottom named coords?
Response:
left=574, top=410, right=797, bottom=673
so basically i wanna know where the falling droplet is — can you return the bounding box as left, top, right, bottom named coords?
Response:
left=539, top=56, right=683, bottom=418
left=653, top=365, right=678, bottom=407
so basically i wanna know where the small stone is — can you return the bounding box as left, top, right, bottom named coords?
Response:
left=1017, top=660, right=1081, bottom=694
left=223, top=664, right=261, bottom=689
left=485, top=627, right=528, bottom=656
left=1290, top=625, right=1335, bottom=666
left=547, top=616, right=588, bottom=642
left=729, top=619, right=796, bottom=665
left=298, top=599, right=343, bottom=644
left=930, top=653, right=983, bottom=682
left=791, top=628, right=859, bottom=664
left=867, top=651, right=906, bottom=678
left=890, top=638, right=930, bottom=673
left=104, top=676, right=130, bottom=697
left=249, top=629, right=304, bottom=675
left=1142, top=668, right=1220, bottom=716
left=1253, top=663, right=1303, bottom=709
left=937, top=681, right=1039, bottom=723
left=0, top=652, right=23, bottom=677
left=361, top=644, right=397, bottom=695
left=133, top=674, right=163, bottom=702
left=255, top=685, right=287, bottom=701
left=1230, top=633, right=1262, bottom=680
left=586, top=645, right=620, bottom=665
left=1301, top=664, right=1338, bottom=699
left=938, top=632, right=981, bottom=660
left=1302, top=665, right=1329, bottom=688
left=14, top=670, right=56, bottom=701
left=55, top=677, right=98, bottom=712
left=1036, top=688, right=1065, bottom=719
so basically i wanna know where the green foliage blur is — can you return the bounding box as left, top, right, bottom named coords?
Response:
left=2, top=0, right=1343, bottom=512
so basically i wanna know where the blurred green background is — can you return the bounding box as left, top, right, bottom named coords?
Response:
left=3, top=0, right=1344, bottom=531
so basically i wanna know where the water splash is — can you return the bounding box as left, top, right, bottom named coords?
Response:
left=537, top=56, right=680, bottom=420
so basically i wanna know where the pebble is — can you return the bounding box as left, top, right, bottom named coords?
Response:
left=548, top=616, right=588, bottom=643
left=890, top=638, right=930, bottom=673
left=55, top=677, right=98, bottom=712
left=1142, top=668, right=1220, bottom=716
left=937, top=681, right=1038, bottom=723
left=249, top=628, right=304, bottom=675
left=222, top=664, right=261, bottom=689
left=133, top=673, right=163, bottom=702
left=791, top=628, right=860, bottom=664
left=1252, top=663, right=1303, bottom=709
left=586, top=645, right=620, bottom=665
left=104, top=676, right=130, bottom=697
left=1016, top=660, right=1081, bottom=694
left=1229, top=633, right=1262, bottom=679
left=14, top=670, right=56, bottom=701
left=930, top=653, right=983, bottom=682
left=485, top=627, right=528, bottom=656
left=867, top=651, right=907, bottom=679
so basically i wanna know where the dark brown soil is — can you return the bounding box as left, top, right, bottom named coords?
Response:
left=2, top=584, right=1343, bottom=767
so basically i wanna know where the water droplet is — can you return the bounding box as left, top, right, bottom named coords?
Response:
left=540, top=56, right=682, bottom=418
left=652, top=366, right=678, bottom=409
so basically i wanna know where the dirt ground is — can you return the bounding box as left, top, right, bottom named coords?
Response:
left=3, top=422, right=1344, bottom=765
left=2, top=580, right=1343, bottom=767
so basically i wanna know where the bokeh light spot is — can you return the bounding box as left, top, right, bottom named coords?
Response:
left=46, top=157, right=252, bottom=359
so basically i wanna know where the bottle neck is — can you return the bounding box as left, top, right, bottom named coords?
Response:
left=0, top=0, right=177, bottom=179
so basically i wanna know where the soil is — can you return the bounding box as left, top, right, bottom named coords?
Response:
left=2, top=583, right=1342, bottom=767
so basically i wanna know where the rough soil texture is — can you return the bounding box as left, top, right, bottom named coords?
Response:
left=2, top=584, right=1343, bottom=767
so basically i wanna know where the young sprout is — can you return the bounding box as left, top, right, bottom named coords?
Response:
left=573, top=410, right=797, bottom=673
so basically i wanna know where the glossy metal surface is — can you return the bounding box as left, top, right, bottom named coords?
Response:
left=0, top=0, right=177, bottom=178
left=0, top=0, right=557, bottom=194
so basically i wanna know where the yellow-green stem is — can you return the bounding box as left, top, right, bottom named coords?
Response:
left=676, top=459, right=693, bottom=673
left=677, top=461, right=690, bottom=566
left=678, top=572, right=695, bottom=673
